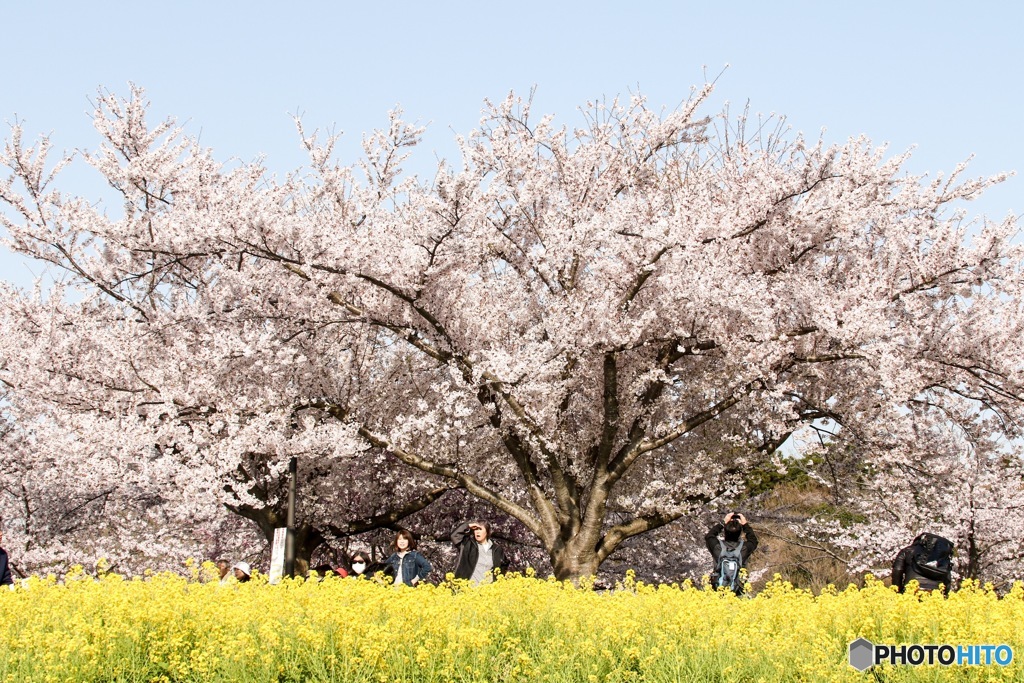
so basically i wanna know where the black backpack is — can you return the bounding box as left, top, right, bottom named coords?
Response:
left=911, top=533, right=954, bottom=581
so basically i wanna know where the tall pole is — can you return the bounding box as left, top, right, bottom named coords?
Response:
left=284, top=456, right=297, bottom=578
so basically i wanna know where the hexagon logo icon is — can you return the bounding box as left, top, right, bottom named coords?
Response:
left=849, top=638, right=875, bottom=671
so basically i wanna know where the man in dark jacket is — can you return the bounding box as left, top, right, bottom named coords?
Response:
left=451, top=521, right=509, bottom=584
left=0, top=530, right=13, bottom=587
left=892, top=534, right=953, bottom=594
left=705, top=513, right=758, bottom=594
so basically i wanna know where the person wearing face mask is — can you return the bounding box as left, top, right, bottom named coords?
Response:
left=347, top=551, right=382, bottom=577
left=451, top=521, right=510, bottom=584
left=384, top=530, right=432, bottom=586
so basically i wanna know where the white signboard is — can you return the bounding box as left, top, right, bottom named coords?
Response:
left=268, top=527, right=287, bottom=584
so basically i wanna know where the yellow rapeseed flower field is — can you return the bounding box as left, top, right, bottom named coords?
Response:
left=0, top=563, right=1020, bottom=682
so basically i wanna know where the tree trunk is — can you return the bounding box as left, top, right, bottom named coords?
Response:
left=965, top=518, right=980, bottom=581
left=549, top=544, right=601, bottom=582
left=225, top=504, right=324, bottom=575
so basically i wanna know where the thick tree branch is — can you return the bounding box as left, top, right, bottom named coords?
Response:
left=326, top=485, right=459, bottom=537
left=621, top=246, right=670, bottom=311
left=354, top=424, right=545, bottom=539
left=608, top=381, right=758, bottom=486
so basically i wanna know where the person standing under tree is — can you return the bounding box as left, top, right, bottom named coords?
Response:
left=385, top=529, right=432, bottom=586
left=705, top=513, right=758, bottom=595
left=0, top=529, right=12, bottom=588
left=231, top=561, right=252, bottom=583
left=451, top=521, right=510, bottom=584
left=347, top=550, right=374, bottom=577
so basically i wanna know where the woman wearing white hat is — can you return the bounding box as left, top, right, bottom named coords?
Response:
left=231, top=561, right=252, bottom=582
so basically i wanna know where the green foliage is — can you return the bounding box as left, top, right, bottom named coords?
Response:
left=741, top=453, right=816, bottom=497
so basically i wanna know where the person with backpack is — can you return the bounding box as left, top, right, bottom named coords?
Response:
left=705, top=512, right=758, bottom=595
left=891, top=533, right=954, bottom=594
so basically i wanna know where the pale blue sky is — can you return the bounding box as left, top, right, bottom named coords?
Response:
left=2, top=1, right=1021, bottom=286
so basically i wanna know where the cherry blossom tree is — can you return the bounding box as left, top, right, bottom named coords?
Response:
left=0, top=393, right=262, bottom=575
left=1, top=84, right=1021, bottom=580
left=817, top=418, right=1024, bottom=587
left=0, top=280, right=457, bottom=575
